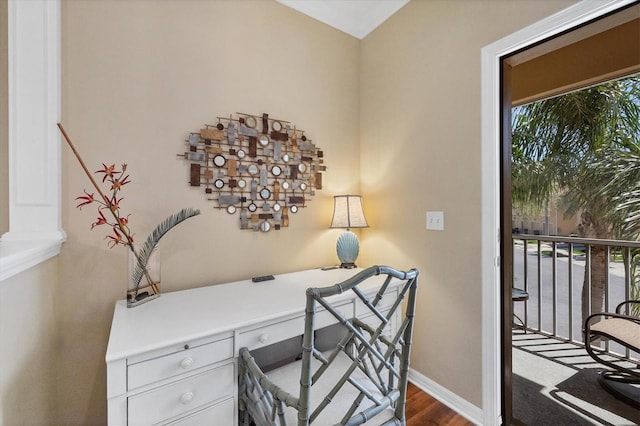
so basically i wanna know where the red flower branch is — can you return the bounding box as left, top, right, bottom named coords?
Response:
left=57, top=123, right=157, bottom=294
left=74, top=163, right=134, bottom=248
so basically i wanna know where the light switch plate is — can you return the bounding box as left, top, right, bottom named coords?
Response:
left=426, top=211, right=444, bottom=230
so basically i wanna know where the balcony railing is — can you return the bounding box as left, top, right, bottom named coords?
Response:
left=511, top=234, right=640, bottom=361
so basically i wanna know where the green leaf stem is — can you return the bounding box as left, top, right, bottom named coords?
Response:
left=131, top=208, right=201, bottom=290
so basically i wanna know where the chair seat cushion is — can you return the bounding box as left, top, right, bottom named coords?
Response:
left=265, top=351, right=397, bottom=425
left=591, top=318, right=640, bottom=350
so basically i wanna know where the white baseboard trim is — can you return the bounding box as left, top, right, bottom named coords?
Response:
left=408, top=368, right=483, bottom=425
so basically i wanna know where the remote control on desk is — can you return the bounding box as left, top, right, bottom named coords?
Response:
left=252, top=275, right=275, bottom=283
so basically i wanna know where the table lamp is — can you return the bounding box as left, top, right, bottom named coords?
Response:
left=329, top=195, right=369, bottom=268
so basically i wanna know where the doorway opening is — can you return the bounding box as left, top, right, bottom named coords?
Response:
left=500, top=3, right=639, bottom=425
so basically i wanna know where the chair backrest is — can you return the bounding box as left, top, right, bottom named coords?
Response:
left=297, top=265, right=419, bottom=425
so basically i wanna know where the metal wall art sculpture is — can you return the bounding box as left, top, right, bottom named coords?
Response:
left=179, top=113, right=326, bottom=232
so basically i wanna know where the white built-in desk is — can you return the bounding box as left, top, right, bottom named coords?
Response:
left=106, top=267, right=402, bottom=425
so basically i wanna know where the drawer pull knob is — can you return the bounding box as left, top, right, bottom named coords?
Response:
left=259, top=333, right=269, bottom=343
left=180, top=391, right=194, bottom=405
left=180, top=357, right=194, bottom=369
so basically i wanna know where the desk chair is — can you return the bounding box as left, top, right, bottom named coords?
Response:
left=239, top=265, right=419, bottom=426
left=584, top=300, right=640, bottom=408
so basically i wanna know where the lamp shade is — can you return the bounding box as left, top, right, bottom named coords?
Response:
left=329, top=195, right=369, bottom=229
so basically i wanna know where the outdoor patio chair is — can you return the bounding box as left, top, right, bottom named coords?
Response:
left=238, top=265, right=419, bottom=426
left=584, top=299, right=640, bottom=409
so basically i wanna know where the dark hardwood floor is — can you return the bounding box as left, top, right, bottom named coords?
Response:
left=406, top=383, right=474, bottom=426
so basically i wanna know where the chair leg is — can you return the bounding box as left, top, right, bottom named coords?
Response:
left=238, top=408, right=249, bottom=426
left=512, top=312, right=527, bottom=334
left=598, top=371, right=640, bottom=409
left=511, top=299, right=527, bottom=334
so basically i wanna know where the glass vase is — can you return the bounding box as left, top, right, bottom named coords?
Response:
left=127, top=246, right=161, bottom=307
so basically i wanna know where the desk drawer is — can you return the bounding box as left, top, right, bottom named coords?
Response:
left=238, top=303, right=352, bottom=350
left=361, top=309, right=393, bottom=338
left=128, top=337, right=233, bottom=390
left=316, top=302, right=353, bottom=329
left=355, top=288, right=398, bottom=317
left=128, top=362, right=233, bottom=425
left=238, top=316, right=305, bottom=350
left=167, top=397, right=234, bottom=425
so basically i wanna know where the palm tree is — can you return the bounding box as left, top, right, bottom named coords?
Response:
left=595, top=144, right=640, bottom=236
left=511, top=74, right=640, bottom=323
left=592, top=144, right=640, bottom=315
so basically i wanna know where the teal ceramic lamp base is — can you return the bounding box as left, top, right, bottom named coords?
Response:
left=336, top=230, right=359, bottom=269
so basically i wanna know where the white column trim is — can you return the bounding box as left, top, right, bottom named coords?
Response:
left=1, top=0, right=64, bottom=282
left=480, top=1, right=636, bottom=424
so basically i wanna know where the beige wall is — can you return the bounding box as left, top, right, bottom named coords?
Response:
left=359, top=0, right=575, bottom=407
left=59, top=0, right=359, bottom=423
left=0, top=258, right=58, bottom=425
